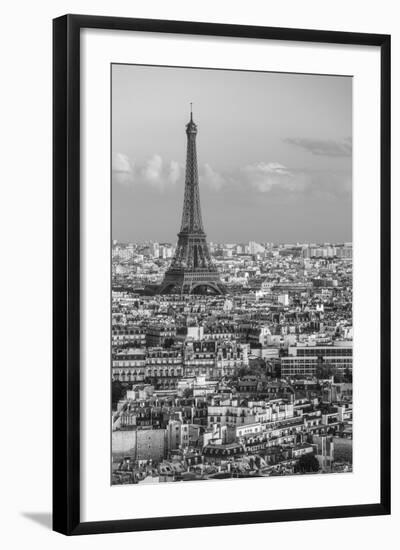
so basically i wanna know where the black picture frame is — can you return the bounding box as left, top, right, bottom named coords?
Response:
left=53, top=14, right=391, bottom=536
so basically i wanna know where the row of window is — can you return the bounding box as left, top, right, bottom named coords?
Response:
left=296, top=348, right=353, bottom=357
left=282, top=358, right=352, bottom=365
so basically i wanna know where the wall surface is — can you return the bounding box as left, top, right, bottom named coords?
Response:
left=1, top=0, right=399, bottom=548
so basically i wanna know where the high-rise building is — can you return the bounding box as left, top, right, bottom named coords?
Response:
left=249, top=241, right=265, bottom=255
left=151, top=242, right=160, bottom=258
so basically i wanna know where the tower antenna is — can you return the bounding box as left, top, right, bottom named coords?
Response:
left=190, top=102, right=193, bottom=121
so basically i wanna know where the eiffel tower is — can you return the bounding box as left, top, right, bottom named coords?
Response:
left=159, top=106, right=225, bottom=295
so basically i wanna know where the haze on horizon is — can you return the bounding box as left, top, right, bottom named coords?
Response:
left=112, top=64, right=352, bottom=244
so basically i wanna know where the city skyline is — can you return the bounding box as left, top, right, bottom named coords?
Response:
left=113, top=239, right=353, bottom=246
left=112, top=64, right=352, bottom=244
left=111, top=65, right=353, bottom=485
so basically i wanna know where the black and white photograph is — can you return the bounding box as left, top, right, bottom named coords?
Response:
left=1, top=0, right=395, bottom=545
left=111, top=64, right=353, bottom=485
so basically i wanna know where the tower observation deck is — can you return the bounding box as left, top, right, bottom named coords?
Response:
left=159, top=107, right=225, bottom=295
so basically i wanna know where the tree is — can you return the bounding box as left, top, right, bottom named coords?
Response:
left=164, top=337, right=175, bottom=349
left=237, top=366, right=250, bottom=378
left=112, top=381, right=127, bottom=407
left=344, top=367, right=353, bottom=383
left=297, top=453, right=320, bottom=473
left=316, top=360, right=334, bottom=380
left=182, top=387, right=193, bottom=399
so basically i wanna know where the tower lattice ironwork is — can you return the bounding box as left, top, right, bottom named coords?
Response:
left=159, top=108, right=225, bottom=295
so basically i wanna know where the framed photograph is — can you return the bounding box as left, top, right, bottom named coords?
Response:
left=53, top=14, right=391, bottom=535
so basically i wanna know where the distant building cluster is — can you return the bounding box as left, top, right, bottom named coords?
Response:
left=111, top=240, right=353, bottom=484
left=302, top=243, right=352, bottom=259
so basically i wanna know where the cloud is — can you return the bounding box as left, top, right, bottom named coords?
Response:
left=112, top=152, right=133, bottom=185
left=200, top=163, right=227, bottom=190
left=240, top=161, right=351, bottom=198
left=141, top=155, right=182, bottom=190
left=284, top=137, right=352, bottom=157
left=141, top=154, right=163, bottom=184
left=112, top=153, right=351, bottom=199
left=168, top=160, right=181, bottom=184
left=241, top=162, right=308, bottom=193
left=112, top=153, right=182, bottom=190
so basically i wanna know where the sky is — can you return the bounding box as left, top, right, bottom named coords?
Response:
left=112, top=64, right=352, bottom=244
